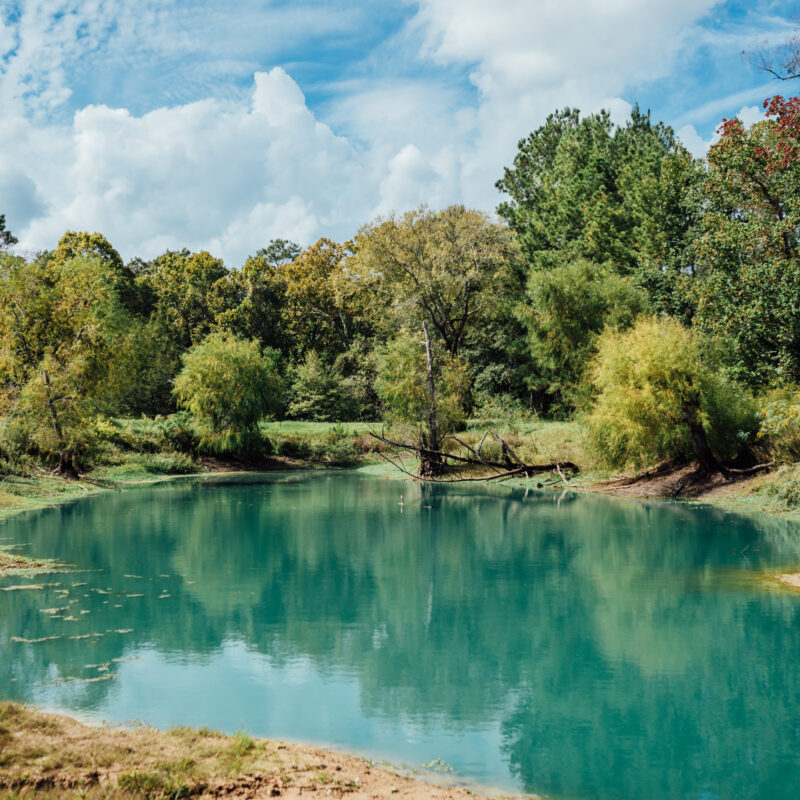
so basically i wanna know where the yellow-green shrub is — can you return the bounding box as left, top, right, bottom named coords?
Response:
left=757, top=387, right=800, bottom=463
left=587, top=316, right=757, bottom=471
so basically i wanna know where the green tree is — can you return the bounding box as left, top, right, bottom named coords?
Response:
left=496, top=107, right=700, bottom=303
left=286, top=340, right=377, bottom=422
left=523, top=258, right=648, bottom=410
left=375, top=326, right=470, bottom=475
left=136, top=249, right=231, bottom=348
left=0, top=214, right=18, bottom=249
left=50, top=231, right=139, bottom=311
left=353, top=206, right=516, bottom=358
left=0, top=253, right=125, bottom=474
left=287, top=351, right=354, bottom=422
left=173, top=332, right=281, bottom=442
left=213, top=247, right=289, bottom=354
left=690, top=110, right=800, bottom=386
left=258, top=238, right=302, bottom=266
left=104, top=309, right=184, bottom=417
left=279, top=238, right=368, bottom=360
left=587, top=317, right=757, bottom=473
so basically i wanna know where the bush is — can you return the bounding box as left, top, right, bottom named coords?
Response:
left=760, top=465, right=800, bottom=511
left=97, top=414, right=198, bottom=455
left=757, top=387, right=800, bottom=463
left=273, top=436, right=312, bottom=460
left=471, top=392, right=536, bottom=428
left=587, top=316, right=758, bottom=471
left=174, top=332, right=281, bottom=437
left=195, top=430, right=273, bottom=458
left=138, top=452, right=197, bottom=475
left=312, top=438, right=359, bottom=466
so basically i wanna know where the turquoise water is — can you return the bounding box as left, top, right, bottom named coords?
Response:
left=2, top=473, right=800, bottom=799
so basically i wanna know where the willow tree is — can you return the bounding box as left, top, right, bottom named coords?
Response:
left=173, top=331, right=281, bottom=451
left=586, top=317, right=758, bottom=474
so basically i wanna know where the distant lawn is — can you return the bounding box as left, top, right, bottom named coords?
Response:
left=261, top=420, right=378, bottom=435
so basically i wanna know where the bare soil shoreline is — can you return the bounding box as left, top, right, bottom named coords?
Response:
left=0, top=702, right=524, bottom=799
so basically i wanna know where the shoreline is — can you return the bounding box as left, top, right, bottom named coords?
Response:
left=0, top=702, right=527, bottom=799
left=2, top=459, right=800, bottom=574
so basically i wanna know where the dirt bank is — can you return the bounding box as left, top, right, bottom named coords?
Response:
left=585, top=461, right=780, bottom=508
left=589, top=462, right=751, bottom=499
left=0, top=702, right=522, bottom=799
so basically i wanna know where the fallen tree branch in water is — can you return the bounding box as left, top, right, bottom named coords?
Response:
left=369, top=430, right=579, bottom=483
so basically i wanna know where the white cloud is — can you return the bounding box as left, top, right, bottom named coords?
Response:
left=676, top=124, right=713, bottom=158
left=677, top=104, right=767, bottom=158
left=415, top=0, right=720, bottom=92
left=736, top=103, right=766, bottom=128
left=7, top=70, right=375, bottom=264
left=393, top=0, right=725, bottom=207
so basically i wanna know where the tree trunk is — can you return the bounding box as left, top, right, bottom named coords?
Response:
left=42, top=369, right=77, bottom=478
left=419, top=321, right=444, bottom=477
left=682, top=401, right=726, bottom=476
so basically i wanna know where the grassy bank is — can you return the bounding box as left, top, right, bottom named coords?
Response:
left=0, top=702, right=489, bottom=799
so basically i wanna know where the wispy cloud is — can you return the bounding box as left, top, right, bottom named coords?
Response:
left=672, top=80, right=777, bottom=128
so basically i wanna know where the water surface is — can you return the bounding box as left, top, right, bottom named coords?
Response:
left=1, top=472, right=800, bottom=799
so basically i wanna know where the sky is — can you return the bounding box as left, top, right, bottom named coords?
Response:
left=0, top=0, right=797, bottom=265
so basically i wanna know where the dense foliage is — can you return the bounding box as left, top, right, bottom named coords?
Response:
left=0, top=93, right=798, bottom=474
left=586, top=317, right=757, bottom=471
left=173, top=332, right=281, bottom=446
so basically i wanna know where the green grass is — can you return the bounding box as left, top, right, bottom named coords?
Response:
left=261, top=420, right=377, bottom=435
left=0, top=475, right=95, bottom=522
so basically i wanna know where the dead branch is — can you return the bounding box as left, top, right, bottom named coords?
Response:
left=493, top=432, right=523, bottom=468
left=369, top=430, right=579, bottom=482
left=443, top=433, right=503, bottom=473
left=724, top=462, right=775, bottom=477
left=375, top=450, right=421, bottom=481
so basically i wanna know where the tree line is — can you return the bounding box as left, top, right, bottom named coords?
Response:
left=1, top=95, right=798, bottom=477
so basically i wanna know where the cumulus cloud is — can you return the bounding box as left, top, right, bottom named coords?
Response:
left=6, top=69, right=377, bottom=264
left=403, top=0, right=726, bottom=203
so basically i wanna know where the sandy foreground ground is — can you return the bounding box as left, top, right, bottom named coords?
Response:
left=0, top=702, right=528, bottom=799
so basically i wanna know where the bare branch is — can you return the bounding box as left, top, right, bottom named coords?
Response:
left=368, top=430, right=580, bottom=482
left=743, top=25, right=800, bottom=80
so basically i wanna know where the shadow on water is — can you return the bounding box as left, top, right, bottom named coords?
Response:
left=2, top=472, right=800, bottom=800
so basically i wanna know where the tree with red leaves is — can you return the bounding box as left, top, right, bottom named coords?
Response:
left=690, top=107, right=800, bottom=386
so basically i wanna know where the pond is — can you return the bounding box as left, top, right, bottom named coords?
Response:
left=1, top=472, right=800, bottom=799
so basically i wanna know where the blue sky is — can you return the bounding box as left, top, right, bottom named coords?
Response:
left=0, top=0, right=797, bottom=263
